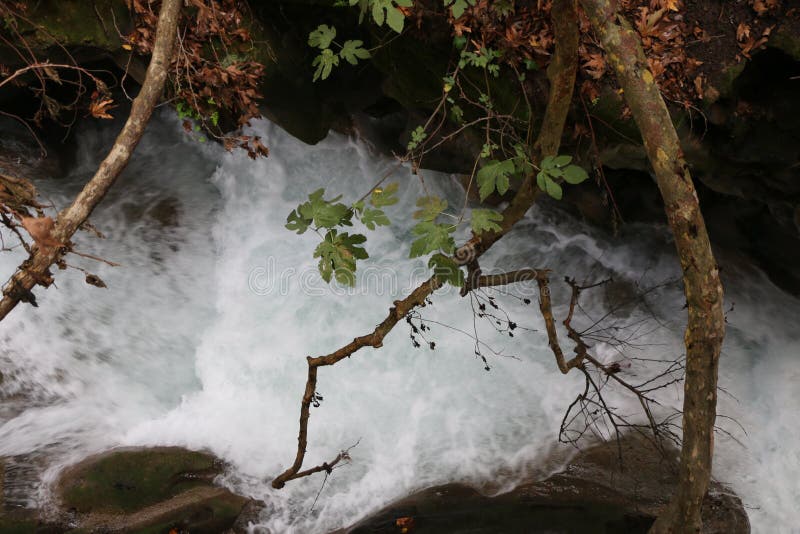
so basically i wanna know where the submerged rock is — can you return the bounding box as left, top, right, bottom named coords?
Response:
left=344, top=434, right=749, bottom=534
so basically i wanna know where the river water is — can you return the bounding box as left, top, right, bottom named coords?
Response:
left=0, top=113, right=797, bottom=532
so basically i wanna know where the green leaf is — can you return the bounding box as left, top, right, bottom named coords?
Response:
left=285, top=209, right=311, bottom=234
left=480, top=142, right=498, bottom=158
left=512, top=143, right=533, bottom=174
left=361, top=207, right=390, bottom=230
left=407, top=125, right=427, bottom=151
left=541, top=155, right=556, bottom=170
left=340, top=39, right=371, bottom=64
left=450, top=104, right=464, bottom=124
left=309, top=25, right=337, bottom=49
left=295, top=188, right=352, bottom=229
left=312, top=48, right=340, bottom=81
left=545, top=177, right=563, bottom=200
left=451, top=0, right=468, bottom=18
left=471, top=208, right=503, bottom=234
left=314, top=230, right=368, bottom=286
left=372, top=0, right=385, bottom=25
left=370, top=182, right=399, bottom=207
left=413, top=195, right=447, bottom=221
left=385, top=5, right=405, bottom=33
left=428, top=253, right=464, bottom=287
left=477, top=159, right=515, bottom=200
left=563, top=164, right=589, bottom=185
left=553, top=154, right=572, bottom=166
left=536, top=171, right=547, bottom=193
left=409, top=221, right=456, bottom=258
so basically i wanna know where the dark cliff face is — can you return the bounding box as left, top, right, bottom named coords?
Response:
left=2, top=0, right=799, bottom=293
left=246, top=1, right=800, bottom=294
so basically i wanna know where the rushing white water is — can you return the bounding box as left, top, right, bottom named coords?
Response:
left=0, top=113, right=798, bottom=532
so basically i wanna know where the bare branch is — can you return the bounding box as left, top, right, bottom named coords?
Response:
left=0, top=0, right=184, bottom=321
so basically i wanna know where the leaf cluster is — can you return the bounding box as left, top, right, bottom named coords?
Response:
left=285, top=185, right=397, bottom=286
left=308, top=24, right=371, bottom=81
left=126, top=0, right=268, bottom=158
left=306, top=0, right=413, bottom=82
left=536, top=155, right=589, bottom=200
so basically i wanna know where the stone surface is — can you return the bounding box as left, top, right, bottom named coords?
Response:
left=54, top=447, right=251, bottom=533
left=343, top=435, right=749, bottom=534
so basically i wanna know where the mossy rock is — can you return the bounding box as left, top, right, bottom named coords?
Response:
left=20, top=0, right=131, bottom=51
left=0, top=518, right=39, bottom=533
left=57, top=447, right=224, bottom=515
left=770, top=23, right=800, bottom=61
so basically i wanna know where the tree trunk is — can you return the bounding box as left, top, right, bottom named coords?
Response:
left=0, top=0, right=183, bottom=322
left=578, top=1, right=726, bottom=532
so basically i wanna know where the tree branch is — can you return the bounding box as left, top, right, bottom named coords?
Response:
left=454, top=0, right=579, bottom=263
left=0, top=0, right=183, bottom=321
left=272, top=0, right=580, bottom=489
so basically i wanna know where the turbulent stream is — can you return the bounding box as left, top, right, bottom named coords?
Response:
left=0, top=113, right=798, bottom=532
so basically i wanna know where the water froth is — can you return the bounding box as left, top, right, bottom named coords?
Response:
left=0, top=113, right=797, bottom=532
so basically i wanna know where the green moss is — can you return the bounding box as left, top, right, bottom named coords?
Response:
left=22, top=0, right=130, bottom=50
left=770, top=26, right=800, bottom=61
left=0, top=518, right=38, bottom=533
left=717, top=62, right=746, bottom=99
left=59, top=448, right=221, bottom=514
left=129, top=494, right=246, bottom=534
left=587, top=86, right=643, bottom=145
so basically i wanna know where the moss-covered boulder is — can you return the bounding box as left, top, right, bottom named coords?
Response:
left=56, top=447, right=251, bottom=533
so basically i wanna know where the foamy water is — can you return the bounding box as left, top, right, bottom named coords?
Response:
left=0, top=113, right=797, bottom=532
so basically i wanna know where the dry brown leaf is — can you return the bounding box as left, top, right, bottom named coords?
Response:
left=736, top=23, right=751, bottom=42
left=693, top=75, right=705, bottom=100
left=89, top=97, right=116, bottom=120
left=85, top=273, right=107, bottom=288
left=582, top=53, right=607, bottom=79
left=42, top=65, right=61, bottom=84
left=395, top=516, right=415, bottom=533
left=20, top=216, right=62, bottom=249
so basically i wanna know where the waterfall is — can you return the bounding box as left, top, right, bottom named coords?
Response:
left=0, top=112, right=797, bottom=532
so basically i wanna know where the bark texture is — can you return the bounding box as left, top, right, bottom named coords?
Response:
left=272, top=0, right=580, bottom=489
left=578, top=1, right=726, bottom=531
left=0, top=0, right=182, bottom=321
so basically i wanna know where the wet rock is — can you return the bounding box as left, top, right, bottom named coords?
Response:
left=55, top=447, right=251, bottom=533
left=344, top=434, right=749, bottom=534
left=147, top=197, right=181, bottom=228
left=0, top=120, right=62, bottom=184
left=0, top=456, right=59, bottom=534
left=229, top=498, right=269, bottom=533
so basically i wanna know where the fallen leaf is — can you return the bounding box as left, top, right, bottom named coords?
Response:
left=693, top=75, right=705, bottom=99
left=736, top=23, right=751, bottom=42
left=582, top=52, right=606, bottom=79
left=85, top=273, right=107, bottom=288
